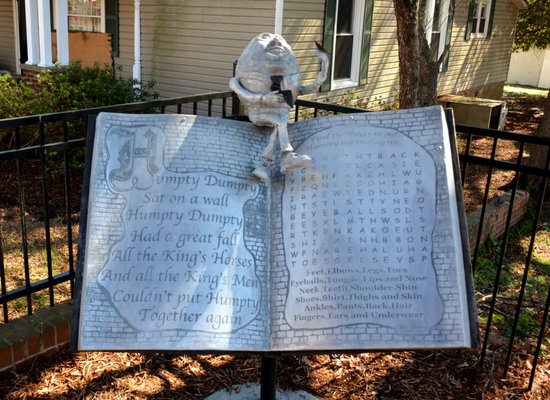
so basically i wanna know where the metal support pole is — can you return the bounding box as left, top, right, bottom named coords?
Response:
left=260, top=355, right=277, bottom=400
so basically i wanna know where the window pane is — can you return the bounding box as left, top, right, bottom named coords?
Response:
left=478, top=18, right=486, bottom=33
left=69, top=16, right=102, bottom=32
left=432, top=0, right=441, bottom=29
left=337, top=0, right=354, bottom=34
left=430, top=32, right=440, bottom=60
left=68, top=0, right=103, bottom=32
left=334, top=35, right=353, bottom=79
left=479, top=3, right=487, bottom=18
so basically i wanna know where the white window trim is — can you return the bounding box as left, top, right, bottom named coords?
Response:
left=424, top=0, right=451, bottom=63
left=331, top=0, right=365, bottom=90
left=437, top=0, right=451, bottom=58
left=471, top=0, right=492, bottom=39
left=65, top=0, right=106, bottom=33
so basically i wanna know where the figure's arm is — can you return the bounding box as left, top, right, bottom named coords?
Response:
left=229, top=77, right=287, bottom=107
left=229, top=77, right=261, bottom=104
left=299, top=42, right=329, bottom=95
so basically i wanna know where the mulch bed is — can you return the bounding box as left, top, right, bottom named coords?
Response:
left=0, top=341, right=548, bottom=399
left=0, top=92, right=548, bottom=399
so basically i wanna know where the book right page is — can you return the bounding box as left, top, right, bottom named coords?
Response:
left=269, top=106, right=474, bottom=351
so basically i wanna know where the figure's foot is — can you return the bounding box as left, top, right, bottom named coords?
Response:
left=280, top=152, right=312, bottom=174
left=253, top=164, right=271, bottom=181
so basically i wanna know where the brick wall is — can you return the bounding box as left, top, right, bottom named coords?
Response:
left=466, top=190, right=530, bottom=251
left=0, top=301, right=72, bottom=373
left=19, top=66, right=48, bottom=90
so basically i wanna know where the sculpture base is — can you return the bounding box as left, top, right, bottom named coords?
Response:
left=205, top=384, right=319, bottom=400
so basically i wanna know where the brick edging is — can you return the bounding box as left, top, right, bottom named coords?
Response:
left=0, top=301, right=72, bottom=373
left=466, top=190, right=530, bottom=251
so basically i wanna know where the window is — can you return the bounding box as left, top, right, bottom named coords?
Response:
left=423, top=0, right=454, bottom=70
left=428, top=0, right=442, bottom=60
left=68, top=0, right=104, bottom=32
left=65, top=0, right=119, bottom=56
left=465, top=0, right=495, bottom=40
left=322, top=0, right=374, bottom=91
left=332, top=0, right=364, bottom=87
left=472, top=0, right=491, bottom=37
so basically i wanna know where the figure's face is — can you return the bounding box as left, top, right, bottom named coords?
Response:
left=235, top=33, right=301, bottom=92
left=242, top=33, right=296, bottom=66
left=256, top=33, right=291, bottom=61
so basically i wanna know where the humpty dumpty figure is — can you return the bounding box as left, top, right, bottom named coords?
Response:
left=229, top=33, right=329, bottom=180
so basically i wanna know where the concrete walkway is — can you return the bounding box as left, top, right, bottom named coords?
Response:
left=205, top=384, right=319, bottom=399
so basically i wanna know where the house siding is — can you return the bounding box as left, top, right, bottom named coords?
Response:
left=438, top=0, right=521, bottom=99
left=116, top=0, right=277, bottom=98
left=301, top=0, right=520, bottom=107
left=284, top=0, right=400, bottom=109
left=0, top=1, right=16, bottom=72
left=113, top=1, right=134, bottom=77
left=282, top=0, right=325, bottom=82
left=112, top=0, right=521, bottom=106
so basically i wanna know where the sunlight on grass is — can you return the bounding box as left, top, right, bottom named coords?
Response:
left=474, top=202, right=550, bottom=339
left=504, top=84, right=548, bottom=97
left=1, top=211, right=77, bottom=321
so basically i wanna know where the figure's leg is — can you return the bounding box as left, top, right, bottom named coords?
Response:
left=262, top=127, right=278, bottom=160
left=276, top=123, right=293, bottom=153
left=253, top=127, right=278, bottom=181
left=278, top=123, right=312, bottom=174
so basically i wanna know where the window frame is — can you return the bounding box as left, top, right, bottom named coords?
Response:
left=53, top=0, right=118, bottom=57
left=465, top=0, right=496, bottom=41
left=67, top=0, right=106, bottom=33
left=423, top=0, right=454, bottom=71
left=321, top=0, right=374, bottom=92
left=471, top=0, right=492, bottom=38
left=331, top=0, right=366, bottom=90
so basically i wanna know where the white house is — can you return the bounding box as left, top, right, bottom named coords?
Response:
left=0, top=0, right=528, bottom=109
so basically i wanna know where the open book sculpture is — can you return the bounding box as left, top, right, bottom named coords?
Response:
left=73, top=105, right=478, bottom=352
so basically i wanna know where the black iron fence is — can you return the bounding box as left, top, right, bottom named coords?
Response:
left=0, top=92, right=548, bottom=389
left=456, top=123, right=550, bottom=389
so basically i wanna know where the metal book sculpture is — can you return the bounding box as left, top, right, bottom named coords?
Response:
left=73, top=32, right=477, bottom=400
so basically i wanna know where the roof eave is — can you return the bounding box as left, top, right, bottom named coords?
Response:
left=510, top=0, right=529, bottom=10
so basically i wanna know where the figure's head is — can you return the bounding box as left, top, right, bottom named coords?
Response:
left=235, top=33, right=299, bottom=76
left=257, top=33, right=293, bottom=61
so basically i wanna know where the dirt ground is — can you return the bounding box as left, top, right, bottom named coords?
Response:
left=0, top=92, right=548, bottom=399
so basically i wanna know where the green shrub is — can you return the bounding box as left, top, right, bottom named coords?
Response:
left=0, top=64, right=158, bottom=150
left=0, top=73, right=45, bottom=118
left=35, top=63, right=158, bottom=111
left=0, top=63, right=157, bottom=119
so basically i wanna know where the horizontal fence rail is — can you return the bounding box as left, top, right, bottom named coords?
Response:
left=0, top=95, right=548, bottom=390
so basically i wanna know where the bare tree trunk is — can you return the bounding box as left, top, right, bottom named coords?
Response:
left=524, top=90, right=550, bottom=196
left=393, top=0, right=439, bottom=109
left=530, top=90, right=550, bottom=167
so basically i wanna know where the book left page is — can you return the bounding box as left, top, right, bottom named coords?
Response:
left=77, top=113, right=270, bottom=351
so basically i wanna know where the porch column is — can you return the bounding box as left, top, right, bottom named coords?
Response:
left=55, top=0, right=70, bottom=65
left=133, top=0, right=142, bottom=85
left=274, top=0, right=284, bottom=35
left=37, top=0, right=54, bottom=67
left=24, top=0, right=39, bottom=65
